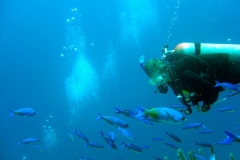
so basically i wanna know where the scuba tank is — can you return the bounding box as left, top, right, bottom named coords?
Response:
left=173, top=43, right=240, bottom=63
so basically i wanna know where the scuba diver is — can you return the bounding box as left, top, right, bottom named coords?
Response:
left=140, top=42, right=240, bottom=115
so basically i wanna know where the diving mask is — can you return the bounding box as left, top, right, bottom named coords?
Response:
left=149, top=73, right=169, bottom=86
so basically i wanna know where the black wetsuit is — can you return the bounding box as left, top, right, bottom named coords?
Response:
left=163, top=53, right=240, bottom=114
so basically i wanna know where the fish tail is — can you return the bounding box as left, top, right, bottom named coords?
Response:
left=194, top=141, right=198, bottom=145
left=114, top=107, right=122, bottom=114
left=96, top=113, right=103, bottom=120
left=120, top=142, right=126, bottom=148
left=223, top=131, right=237, bottom=139
left=99, top=130, right=104, bottom=136
left=214, top=81, right=220, bottom=87
left=201, top=123, right=206, bottom=129
left=73, top=128, right=78, bottom=134
left=84, top=142, right=89, bottom=147
left=9, top=110, right=15, bottom=117
left=17, top=141, right=22, bottom=145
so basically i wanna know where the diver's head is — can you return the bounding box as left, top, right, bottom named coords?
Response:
left=144, top=59, right=170, bottom=86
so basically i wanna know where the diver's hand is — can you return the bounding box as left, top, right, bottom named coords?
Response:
left=194, top=105, right=202, bottom=112
left=194, top=104, right=211, bottom=113
left=201, top=104, right=211, bottom=112
left=139, top=55, right=145, bottom=64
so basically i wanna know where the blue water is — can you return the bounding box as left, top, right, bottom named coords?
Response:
left=1, top=0, right=240, bottom=159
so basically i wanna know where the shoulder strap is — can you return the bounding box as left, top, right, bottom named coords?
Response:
left=166, top=60, right=192, bottom=114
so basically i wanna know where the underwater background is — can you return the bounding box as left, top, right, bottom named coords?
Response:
left=1, top=0, right=240, bottom=159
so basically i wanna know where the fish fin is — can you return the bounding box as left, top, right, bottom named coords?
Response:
left=9, top=110, right=15, bottom=117
left=96, top=113, right=103, bottom=120
left=201, top=122, right=206, bottom=129
left=164, top=111, right=173, bottom=120
left=223, top=131, right=237, bottom=139
left=114, top=107, right=122, bottom=114
left=135, top=106, right=146, bottom=112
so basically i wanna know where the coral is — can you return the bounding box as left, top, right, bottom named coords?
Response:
left=164, top=147, right=235, bottom=160
left=198, top=148, right=204, bottom=156
left=188, top=150, right=196, bottom=160
left=177, top=149, right=186, bottom=160
left=230, top=153, right=235, bottom=160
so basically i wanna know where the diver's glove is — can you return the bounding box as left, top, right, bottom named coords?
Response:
left=184, top=104, right=192, bottom=115
left=201, top=104, right=211, bottom=112
left=194, top=104, right=211, bottom=113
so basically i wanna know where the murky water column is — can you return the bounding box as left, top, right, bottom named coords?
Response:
left=120, top=0, right=159, bottom=47
left=101, top=44, right=118, bottom=84
left=43, top=115, right=56, bottom=150
left=64, top=8, right=100, bottom=121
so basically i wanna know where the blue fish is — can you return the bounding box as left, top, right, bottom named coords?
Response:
left=67, top=132, right=74, bottom=142
left=183, top=122, right=206, bottom=131
left=133, top=112, right=154, bottom=126
left=225, top=91, right=240, bottom=100
left=96, top=113, right=129, bottom=128
left=34, top=145, right=43, bottom=151
left=114, top=107, right=139, bottom=117
left=120, top=142, right=142, bottom=153
left=223, top=131, right=240, bottom=143
left=234, top=127, right=240, bottom=131
left=136, top=107, right=186, bottom=124
left=216, top=106, right=236, bottom=113
left=138, top=145, right=152, bottom=150
left=72, top=147, right=79, bottom=154
left=152, top=137, right=164, bottom=142
left=209, top=152, right=216, bottom=160
left=168, top=103, right=188, bottom=111
left=85, top=141, right=104, bottom=149
left=193, top=154, right=207, bottom=160
left=72, top=129, right=88, bottom=142
left=214, top=81, right=240, bottom=91
left=79, top=156, right=93, bottom=160
left=108, top=131, right=117, bottom=141
left=18, top=138, right=40, bottom=145
left=194, top=142, right=213, bottom=148
left=117, top=127, right=135, bottom=140
left=164, top=131, right=181, bottom=143
left=99, top=130, right=117, bottom=149
left=199, top=129, right=213, bottom=134
left=215, top=140, right=232, bottom=145
left=164, top=140, right=178, bottom=149
left=9, top=108, right=36, bottom=117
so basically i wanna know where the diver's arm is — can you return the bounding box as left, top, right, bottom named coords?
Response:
left=182, top=69, right=218, bottom=112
